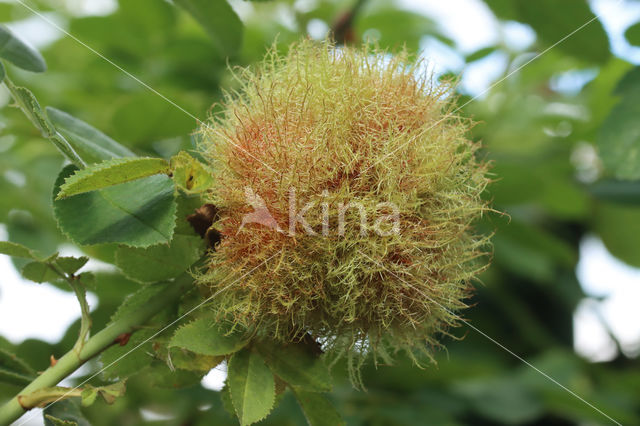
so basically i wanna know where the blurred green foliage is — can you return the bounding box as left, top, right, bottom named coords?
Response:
left=1, top=0, right=639, bottom=424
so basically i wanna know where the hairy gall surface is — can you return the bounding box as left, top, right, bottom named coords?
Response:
left=198, top=40, right=491, bottom=377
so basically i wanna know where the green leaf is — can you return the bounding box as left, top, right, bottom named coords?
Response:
left=0, top=348, right=36, bottom=386
left=6, top=82, right=51, bottom=134
left=81, top=381, right=126, bottom=406
left=115, top=234, right=205, bottom=283
left=53, top=165, right=177, bottom=248
left=525, top=0, right=610, bottom=63
left=109, top=93, right=195, bottom=145
left=57, top=157, right=170, bottom=199
left=10, top=252, right=87, bottom=283
left=0, top=24, right=46, bottom=72
left=483, top=0, right=519, bottom=20
left=0, top=60, right=4, bottom=82
left=99, top=284, right=177, bottom=379
left=174, top=0, right=243, bottom=57
left=76, top=272, right=96, bottom=287
left=292, top=388, right=345, bottom=426
left=21, top=261, right=59, bottom=283
left=597, top=87, right=640, bottom=180
left=453, top=376, right=542, bottom=424
left=257, top=342, right=332, bottom=392
left=80, top=388, right=98, bottom=407
left=44, top=416, right=78, bottom=426
left=46, top=107, right=135, bottom=164
left=0, top=2, right=15, bottom=21
left=55, top=256, right=89, bottom=275
left=355, top=8, right=444, bottom=53
left=0, top=367, right=33, bottom=386
left=625, top=22, right=640, bottom=46
left=0, top=240, right=36, bottom=259
left=466, top=46, right=497, bottom=63
left=488, top=0, right=610, bottom=64
left=614, top=66, right=640, bottom=96
left=110, top=283, right=168, bottom=322
left=4, top=80, right=85, bottom=167
left=174, top=192, right=208, bottom=235
left=0, top=348, right=35, bottom=376
left=166, top=347, right=224, bottom=372
left=587, top=179, right=640, bottom=205
left=146, top=361, right=204, bottom=388
left=220, top=384, right=236, bottom=417
left=228, top=348, right=276, bottom=426
left=594, top=202, right=640, bottom=267
left=169, top=315, right=250, bottom=356
left=170, top=151, right=214, bottom=194
left=100, top=329, right=154, bottom=380
left=97, top=381, right=126, bottom=405
left=44, top=400, right=90, bottom=426
left=492, top=218, right=575, bottom=283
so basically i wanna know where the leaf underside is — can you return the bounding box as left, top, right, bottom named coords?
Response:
left=169, top=314, right=250, bottom=356
left=46, top=107, right=135, bottom=164
left=228, top=348, right=276, bottom=426
left=257, top=342, right=332, bottom=392
left=57, top=157, right=170, bottom=199
left=0, top=24, right=47, bottom=72
left=292, top=387, right=345, bottom=426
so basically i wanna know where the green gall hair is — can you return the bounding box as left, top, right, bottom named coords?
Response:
left=198, top=40, right=492, bottom=383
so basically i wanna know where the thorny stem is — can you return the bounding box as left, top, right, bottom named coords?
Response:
left=0, top=274, right=193, bottom=426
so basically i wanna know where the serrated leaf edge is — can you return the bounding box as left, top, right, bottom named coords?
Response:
left=52, top=165, right=178, bottom=249
left=168, top=315, right=251, bottom=356
left=229, top=349, right=276, bottom=426
left=57, top=157, right=170, bottom=199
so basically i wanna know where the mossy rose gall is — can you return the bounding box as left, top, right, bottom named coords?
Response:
left=198, top=40, right=491, bottom=378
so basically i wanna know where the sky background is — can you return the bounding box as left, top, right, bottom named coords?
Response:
left=1, top=0, right=640, bottom=423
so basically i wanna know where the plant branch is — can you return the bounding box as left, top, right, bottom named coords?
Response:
left=332, top=0, right=369, bottom=44
left=0, top=274, right=193, bottom=426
